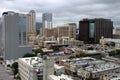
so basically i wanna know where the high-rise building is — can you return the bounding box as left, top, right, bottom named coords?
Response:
left=27, top=10, right=36, bottom=32
left=1, top=11, right=32, bottom=63
left=79, top=18, right=113, bottom=43
left=68, top=23, right=77, bottom=27
left=44, top=28, right=55, bottom=38
left=27, top=10, right=36, bottom=36
left=36, top=22, right=42, bottom=35
left=56, top=24, right=76, bottom=39
left=18, top=14, right=28, bottom=45
left=27, top=10, right=36, bottom=45
left=42, top=13, right=52, bottom=36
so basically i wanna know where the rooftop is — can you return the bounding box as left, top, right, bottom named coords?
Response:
left=85, top=62, right=120, bottom=73
left=49, top=74, right=73, bottom=80
left=19, top=57, right=43, bottom=68
left=66, top=57, right=120, bottom=73
left=54, top=64, right=64, bottom=70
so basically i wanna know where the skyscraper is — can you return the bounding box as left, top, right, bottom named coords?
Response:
left=18, top=14, right=28, bottom=45
left=42, top=13, right=52, bottom=36
left=79, top=18, right=113, bottom=43
left=1, top=11, right=32, bottom=62
left=27, top=10, right=36, bottom=36
left=27, top=10, right=36, bottom=45
left=36, top=22, right=42, bottom=35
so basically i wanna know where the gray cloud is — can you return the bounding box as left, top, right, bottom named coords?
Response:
left=0, top=0, right=120, bottom=27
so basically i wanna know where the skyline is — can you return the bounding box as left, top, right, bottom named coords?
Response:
left=0, top=0, right=120, bottom=27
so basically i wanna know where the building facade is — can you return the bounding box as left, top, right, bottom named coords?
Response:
left=27, top=10, right=36, bottom=43
left=116, top=27, right=120, bottom=35
left=42, top=13, right=52, bottom=36
left=36, top=22, right=42, bottom=35
left=18, top=57, right=43, bottom=80
left=79, top=18, right=113, bottom=43
left=18, top=14, right=28, bottom=45
left=44, top=28, right=55, bottom=37
left=27, top=10, right=36, bottom=33
left=56, top=24, right=76, bottom=39
left=0, top=18, right=2, bottom=56
left=1, top=11, right=32, bottom=63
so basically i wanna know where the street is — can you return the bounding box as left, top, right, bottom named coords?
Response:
left=0, top=64, right=14, bottom=80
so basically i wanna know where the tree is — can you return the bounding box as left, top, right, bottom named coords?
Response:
left=0, top=57, right=3, bottom=60
left=87, top=47, right=94, bottom=50
left=23, top=53, right=36, bottom=58
left=12, top=62, right=18, bottom=78
left=76, top=53, right=86, bottom=58
left=69, top=56, right=76, bottom=59
left=88, top=72, right=93, bottom=80
left=34, top=47, right=42, bottom=54
left=111, top=42, right=115, bottom=47
left=109, top=49, right=120, bottom=56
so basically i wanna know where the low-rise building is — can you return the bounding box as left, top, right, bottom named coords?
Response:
left=54, top=64, right=65, bottom=76
left=48, top=52, right=75, bottom=64
left=63, top=57, right=120, bottom=80
left=18, top=57, right=43, bottom=80
left=77, top=62, right=120, bottom=79
left=48, top=74, right=73, bottom=80
left=104, top=38, right=120, bottom=48
left=63, top=38, right=84, bottom=46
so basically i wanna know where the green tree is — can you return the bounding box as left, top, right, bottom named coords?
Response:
left=109, top=49, right=120, bottom=56
left=87, top=47, right=94, bottom=50
left=76, top=54, right=86, bottom=58
left=23, top=53, right=36, bottom=58
left=0, top=57, right=3, bottom=60
left=111, top=42, right=115, bottom=47
left=88, top=72, right=93, bottom=80
left=34, top=47, right=42, bottom=54
left=69, top=56, right=76, bottom=59
left=12, top=62, right=18, bottom=78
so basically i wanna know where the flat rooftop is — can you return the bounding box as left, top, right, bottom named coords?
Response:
left=66, top=57, right=96, bottom=66
left=19, top=57, right=43, bottom=68
left=66, top=57, right=120, bottom=73
left=54, top=64, right=64, bottom=70
left=85, top=62, right=120, bottom=73
left=49, top=74, right=73, bottom=80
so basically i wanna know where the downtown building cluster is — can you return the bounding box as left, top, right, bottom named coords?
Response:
left=0, top=10, right=120, bottom=80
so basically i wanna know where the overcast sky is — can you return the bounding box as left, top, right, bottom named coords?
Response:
left=0, top=0, right=120, bottom=27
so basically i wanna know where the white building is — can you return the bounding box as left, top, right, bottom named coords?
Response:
left=54, top=64, right=65, bottom=76
left=1, top=11, right=32, bottom=63
left=48, top=74, right=73, bottom=80
left=18, top=57, right=43, bottom=80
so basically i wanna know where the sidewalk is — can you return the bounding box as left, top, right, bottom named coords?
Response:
left=0, top=64, right=14, bottom=80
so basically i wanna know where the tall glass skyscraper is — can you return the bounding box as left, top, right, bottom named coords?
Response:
left=1, top=11, right=32, bottom=61
left=42, top=13, right=52, bottom=36
left=18, top=14, right=27, bottom=45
